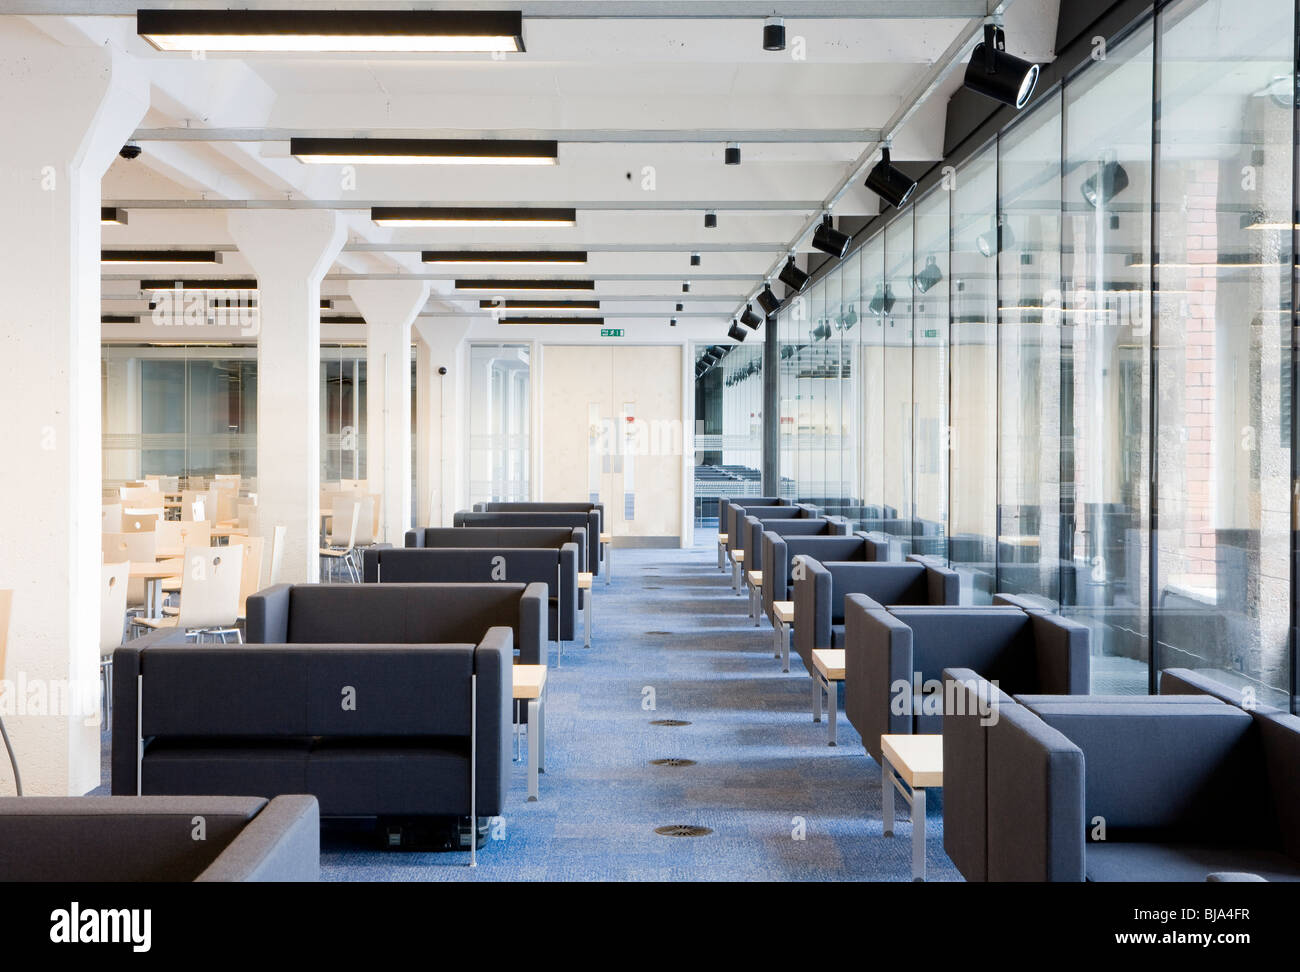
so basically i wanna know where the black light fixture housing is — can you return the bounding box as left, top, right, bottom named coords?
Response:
left=690, top=252, right=701, bottom=267
left=704, top=211, right=718, bottom=229
left=724, top=142, right=741, bottom=166
left=811, top=214, right=852, bottom=259
left=371, top=207, right=576, bottom=227
left=101, top=314, right=140, bottom=324
left=423, top=250, right=586, bottom=265
left=322, top=315, right=367, bottom=325
left=670, top=318, right=678, bottom=327
left=1081, top=161, right=1130, bottom=208
left=740, top=305, right=762, bottom=329
left=499, top=316, right=605, bottom=326
left=864, top=147, right=917, bottom=209
left=101, top=207, right=128, bottom=225
left=757, top=284, right=781, bottom=316
left=676, top=303, right=684, bottom=312
left=141, top=278, right=257, bottom=290
left=963, top=24, right=1040, bottom=109
left=914, top=254, right=943, bottom=293
left=778, top=257, right=809, bottom=293
left=292, top=137, right=555, bottom=165
left=102, top=250, right=222, bottom=265
left=137, top=9, right=525, bottom=53
left=728, top=321, right=748, bottom=342
left=683, top=281, right=691, bottom=293
left=455, top=278, right=595, bottom=291
left=763, top=17, right=786, bottom=51
left=479, top=299, right=600, bottom=310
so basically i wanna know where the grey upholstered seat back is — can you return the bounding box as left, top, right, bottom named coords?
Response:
left=364, top=547, right=567, bottom=595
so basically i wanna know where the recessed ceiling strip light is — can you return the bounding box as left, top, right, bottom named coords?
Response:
left=292, top=138, right=556, bottom=165
left=424, top=250, right=586, bottom=266
left=141, top=278, right=257, bottom=290
left=478, top=299, right=600, bottom=309
left=372, top=207, right=576, bottom=227
left=499, top=317, right=605, bottom=326
left=137, top=10, right=525, bottom=54
left=103, top=250, right=222, bottom=265
left=456, top=279, right=596, bottom=291
left=101, top=207, right=128, bottom=226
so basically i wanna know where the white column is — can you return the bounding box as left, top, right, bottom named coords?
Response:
left=0, top=36, right=148, bottom=795
left=350, top=280, right=429, bottom=543
left=228, top=211, right=345, bottom=583
left=414, top=318, right=470, bottom=526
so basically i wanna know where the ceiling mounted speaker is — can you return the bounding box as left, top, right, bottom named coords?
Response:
left=963, top=24, right=1041, bottom=109
left=811, top=215, right=852, bottom=258
left=778, top=257, right=809, bottom=293
left=864, top=147, right=917, bottom=209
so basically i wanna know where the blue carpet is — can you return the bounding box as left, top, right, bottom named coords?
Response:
left=98, top=532, right=961, bottom=881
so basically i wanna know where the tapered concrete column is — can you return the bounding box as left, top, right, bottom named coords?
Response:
left=414, top=318, right=470, bottom=526
left=0, top=36, right=148, bottom=795
left=228, top=211, right=345, bottom=583
left=350, top=280, right=429, bottom=543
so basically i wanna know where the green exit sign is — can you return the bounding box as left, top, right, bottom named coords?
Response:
left=923, top=328, right=938, bottom=338
left=600, top=328, right=624, bottom=337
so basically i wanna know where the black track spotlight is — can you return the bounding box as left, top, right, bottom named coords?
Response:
left=1081, top=160, right=1130, bottom=208
left=964, top=24, right=1040, bottom=109
left=724, top=142, right=741, bottom=166
left=868, top=282, right=897, bottom=316
left=676, top=303, right=684, bottom=312
left=704, top=211, right=718, bottom=228
left=864, top=147, right=917, bottom=209
left=682, top=281, right=691, bottom=293
left=763, top=16, right=786, bottom=51
left=778, top=256, right=809, bottom=293
left=811, top=214, right=852, bottom=259
left=914, top=254, right=943, bottom=293
left=728, top=320, right=748, bottom=342
left=690, top=252, right=701, bottom=267
left=757, top=283, right=780, bottom=316
left=740, top=304, right=762, bottom=329
left=976, top=217, right=1014, bottom=258
left=670, top=318, right=678, bottom=326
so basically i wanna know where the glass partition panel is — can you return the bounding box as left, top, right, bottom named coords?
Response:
left=999, top=93, right=1064, bottom=604
left=913, top=188, right=950, bottom=558
left=466, top=343, right=531, bottom=505
left=882, top=214, right=915, bottom=541
left=1062, top=21, right=1154, bottom=692
left=951, top=141, right=1000, bottom=601
left=321, top=345, right=366, bottom=485
left=858, top=234, right=887, bottom=532
left=1153, top=0, right=1293, bottom=705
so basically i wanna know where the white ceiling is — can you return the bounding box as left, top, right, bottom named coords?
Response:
left=9, top=1, right=1060, bottom=344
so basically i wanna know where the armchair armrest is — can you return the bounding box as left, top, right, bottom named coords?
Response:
left=517, top=582, right=548, bottom=665
left=793, top=557, right=833, bottom=671
left=986, top=703, right=1085, bottom=882
left=1029, top=612, right=1090, bottom=694
left=474, top=627, right=514, bottom=817
left=843, top=594, right=913, bottom=763
left=403, top=529, right=421, bottom=548
left=245, top=584, right=293, bottom=643
left=922, top=561, right=961, bottom=605
left=761, top=533, right=788, bottom=618
left=825, top=516, right=850, bottom=536
left=195, top=795, right=321, bottom=882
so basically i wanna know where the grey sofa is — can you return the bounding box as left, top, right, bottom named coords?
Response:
left=721, top=496, right=784, bottom=547
left=0, top=795, right=319, bottom=882
left=760, top=533, right=888, bottom=624
left=942, top=667, right=1300, bottom=882
left=739, top=513, right=849, bottom=573
left=472, top=501, right=605, bottom=571
left=452, top=510, right=600, bottom=576
left=844, top=604, right=1089, bottom=763
left=363, top=546, right=578, bottom=645
left=793, top=556, right=960, bottom=671
left=246, top=581, right=547, bottom=665
left=111, top=630, right=513, bottom=829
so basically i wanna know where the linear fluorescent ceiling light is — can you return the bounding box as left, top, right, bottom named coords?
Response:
left=478, top=299, right=600, bottom=309
left=455, top=279, right=595, bottom=291
left=499, top=316, right=605, bottom=326
left=292, top=138, right=556, bottom=165
left=101, top=207, right=128, bottom=225
left=103, top=250, right=222, bottom=265
left=141, top=279, right=257, bottom=290
left=322, top=315, right=366, bottom=324
left=101, top=315, right=140, bottom=324
left=321, top=299, right=333, bottom=309
left=137, top=9, right=524, bottom=53
left=424, top=250, right=586, bottom=265
left=372, top=207, right=576, bottom=227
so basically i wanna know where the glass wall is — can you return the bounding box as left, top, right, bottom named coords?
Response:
left=719, top=0, right=1295, bottom=706
left=466, top=343, right=531, bottom=505
left=321, top=345, right=366, bottom=484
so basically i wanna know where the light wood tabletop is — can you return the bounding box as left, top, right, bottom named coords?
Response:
left=577, top=571, right=593, bottom=590
left=129, top=560, right=182, bottom=580
left=881, top=734, right=944, bottom=789
left=599, top=532, right=612, bottom=544
left=512, top=664, right=548, bottom=700
left=717, top=533, right=728, bottom=543
left=746, top=570, right=762, bottom=586
left=773, top=600, right=795, bottom=624
left=813, top=648, right=845, bottom=681
left=732, top=549, right=745, bottom=563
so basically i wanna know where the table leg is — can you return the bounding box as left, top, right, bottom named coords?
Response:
left=605, top=544, right=611, bottom=585
left=813, top=673, right=822, bottom=723
left=731, top=560, right=740, bottom=592
left=773, top=622, right=782, bottom=660
left=717, top=542, right=725, bottom=571
left=537, top=684, right=546, bottom=774
left=882, top=763, right=895, bottom=837
left=912, top=787, right=927, bottom=881
left=584, top=593, right=592, bottom=649
left=827, top=681, right=838, bottom=746
left=513, top=700, right=520, bottom=763
left=782, top=623, right=790, bottom=673
left=527, top=697, right=541, bottom=802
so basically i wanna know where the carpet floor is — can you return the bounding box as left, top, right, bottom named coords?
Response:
left=99, top=531, right=961, bottom=882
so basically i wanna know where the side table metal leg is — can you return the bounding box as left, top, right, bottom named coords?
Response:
left=527, top=697, right=541, bottom=802
left=882, top=764, right=895, bottom=838
left=912, top=787, right=927, bottom=881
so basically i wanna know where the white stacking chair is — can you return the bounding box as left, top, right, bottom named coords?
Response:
left=320, top=499, right=364, bottom=582
left=156, top=519, right=211, bottom=555
left=134, top=545, right=245, bottom=643
left=99, top=563, right=129, bottom=731
left=102, top=532, right=156, bottom=621
left=206, top=486, right=238, bottom=524
left=236, top=500, right=258, bottom=529
left=101, top=503, right=123, bottom=534
left=122, top=512, right=159, bottom=534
